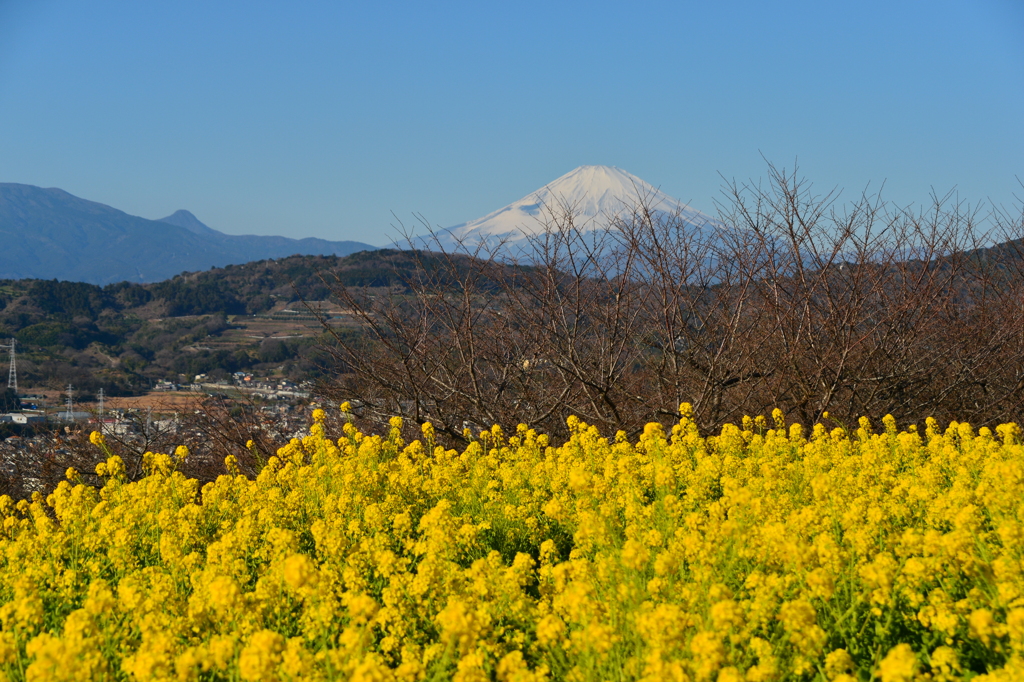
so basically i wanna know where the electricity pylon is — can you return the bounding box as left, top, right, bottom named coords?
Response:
left=0, top=339, right=15, bottom=393
left=64, top=384, right=74, bottom=422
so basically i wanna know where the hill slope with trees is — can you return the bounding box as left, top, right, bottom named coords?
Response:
left=0, top=250, right=446, bottom=397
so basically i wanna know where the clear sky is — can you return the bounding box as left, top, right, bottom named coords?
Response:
left=1, top=0, right=1022, bottom=245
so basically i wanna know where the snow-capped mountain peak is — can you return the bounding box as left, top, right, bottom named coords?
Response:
left=455, top=165, right=701, bottom=236
left=413, top=165, right=712, bottom=253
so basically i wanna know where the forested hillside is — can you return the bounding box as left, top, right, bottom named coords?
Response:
left=0, top=250, right=443, bottom=397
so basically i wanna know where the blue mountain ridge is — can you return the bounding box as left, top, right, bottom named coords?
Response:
left=0, top=184, right=378, bottom=284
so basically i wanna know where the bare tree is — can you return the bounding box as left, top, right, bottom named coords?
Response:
left=315, top=163, right=1024, bottom=439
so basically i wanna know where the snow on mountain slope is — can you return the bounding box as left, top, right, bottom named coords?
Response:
left=409, top=166, right=716, bottom=254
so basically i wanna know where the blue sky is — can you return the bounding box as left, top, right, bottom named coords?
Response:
left=1, top=0, right=1022, bottom=245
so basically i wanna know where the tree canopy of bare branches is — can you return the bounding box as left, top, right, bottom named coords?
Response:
left=316, top=163, right=1024, bottom=440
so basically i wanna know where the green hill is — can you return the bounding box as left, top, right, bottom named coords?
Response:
left=0, top=250, right=444, bottom=397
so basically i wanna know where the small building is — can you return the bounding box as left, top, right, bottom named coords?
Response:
left=11, top=413, right=45, bottom=424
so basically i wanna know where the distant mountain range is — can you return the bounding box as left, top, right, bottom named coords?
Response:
left=0, top=183, right=378, bottom=284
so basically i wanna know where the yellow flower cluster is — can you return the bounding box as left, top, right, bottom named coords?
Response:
left=0, top=407, right=1023, bottom=680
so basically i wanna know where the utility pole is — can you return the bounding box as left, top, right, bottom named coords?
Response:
left=97, top=388, right=105, bottom=423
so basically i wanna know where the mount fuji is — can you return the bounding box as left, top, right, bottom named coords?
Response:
left=406, top=165, right=717, bottom=254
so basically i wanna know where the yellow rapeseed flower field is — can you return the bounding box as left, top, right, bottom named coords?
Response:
left=1, top=405, right=1023, bottom=680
